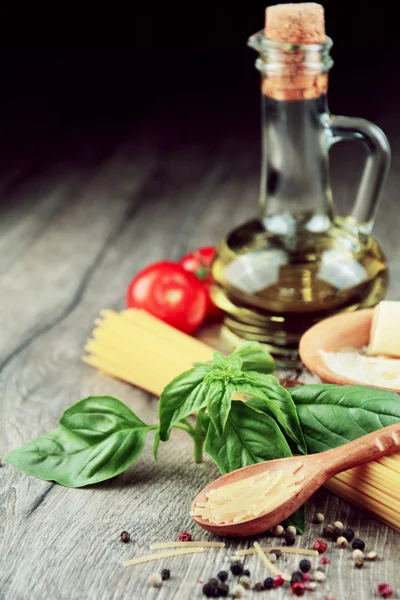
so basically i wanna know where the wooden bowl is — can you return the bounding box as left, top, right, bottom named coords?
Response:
left=299, top=309, right=400, bottom=394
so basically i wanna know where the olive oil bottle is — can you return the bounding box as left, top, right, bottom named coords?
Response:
left=211, top=5, right=390, bottom=366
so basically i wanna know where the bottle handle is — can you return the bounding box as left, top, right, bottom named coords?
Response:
left=328, top=115, right=391, bottom=234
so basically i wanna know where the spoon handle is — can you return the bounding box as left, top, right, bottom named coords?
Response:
left=323, top=423, right=400, bottom=477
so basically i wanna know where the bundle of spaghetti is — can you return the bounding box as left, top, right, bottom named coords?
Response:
left=83, top=308, right=400, bottom=533
left=83, top=309, right=215, bottom=396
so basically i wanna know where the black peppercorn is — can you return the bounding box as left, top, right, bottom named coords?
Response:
left=208, top=579, right=219, bottom=586
left=120, top=531, right=130, bottom=543
left=342, top=528, right=355, bottom=542
left=254, top=582, right=264, bottom=591
left=217, top=583, right=229, bottom=597
left=218, top=571, right=228, bottom=582
left=352, top=538, right=366, bottom=551
left=290, top=571, right=304, bottom=584
left=299, top=559, right=311, bottom=573
left=285, top=535, right=296, bottom=546
left=202, top=582, right=219, bottom=598
left=322, top=524, right=334, bottom=538
left=161, top=569, right=170, bottom=581
left=230, top=562, right=244, bottom=576
left=264, top=577, right=274, bottom=590
left=243, top=569, right=250, bottom=577
left=331, top=526, right=342, bottom=542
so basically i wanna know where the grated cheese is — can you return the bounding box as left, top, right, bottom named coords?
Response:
left=123, top=547, right=203, bottom=567
left=321, top=347, right=400, bottom=390
left=191, top=465, right=303, bottom=525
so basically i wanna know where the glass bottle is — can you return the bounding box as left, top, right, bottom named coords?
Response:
left=211, top=31, right=391, bottom=366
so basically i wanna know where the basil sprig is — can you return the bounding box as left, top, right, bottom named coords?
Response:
left=7, top=342, right=400, bottom=535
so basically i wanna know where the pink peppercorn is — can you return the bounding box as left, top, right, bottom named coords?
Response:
left=377, top=584, right=393, bottom=598
left=273, top=574, right=285, bottom=587
left=302, top=573, right=310, bottom=582
left=178, top=530, right=192, bottom=542
left=314, top=539, right=328, bottom=554
left=320, top=556, right=329, bottom=565
left=291, top=582, right=307, bottom=596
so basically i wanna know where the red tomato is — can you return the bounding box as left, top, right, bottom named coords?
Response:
left=179, top=246, right=223, bottom=320
left=126, top=261, right=208, bottom=334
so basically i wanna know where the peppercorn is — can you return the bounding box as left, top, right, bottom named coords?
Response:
left=208, top=579, right=219, bottom=586
left=336, top=536, right=348, bottom=548
left=330, top=527, right=342, bottom=542
left=273, top=574, right=285, bottom=587
left=161, top=569, right=170, bottom=581
left=352, top=549, right=364, bottom=560
left=307, top=581, right=317, bottom=591
left=230, top=562, right=244, bottom=576
left=313, top=539, right=328, bottom=554
left=232, top=583, right=245, bottom=598
left=322, top=524, right=334, bottom=538
left=270, top=548, right=282, bottom=558
left=120, top=531, right=130, bottom=543
left=218, top=571, right=228, bottom=582
left=285, top=535, right=296, bottom=546
left=342, top=527, right=355, bottom=542
left=202, top=582, right=218, bottom=598
left=268, top=553, right=277, bottom=563
left=314, top=570, right=326, bottom=583
left=302, top=573, right=310, bottom=582
left=291, top=571, right=304, bottom=584
left=254, top=582, right=264, bottom=591
left=149, top=573, right=163, bottom=588
left=377, top=583, right=394, bottom=598
left=333, top=520, right=344, bottom=532
left=243, top=569, right=251, bottom=577
left=319, top=557, right=329, bottom=565
left=178, top=530, right=192, bottom=542
left=352, top=538, right=366, bottom=551
left=217, top=583, right=229, bottom=597
left=354, top=558, right=364, bottom=569
left=239, top=575, right=252, bottom=589
left=272, top=524, right=284, bottom=536
left=366, top=550, right=377, bottom=561
left=285, top=525, right=297, bottom=537
left=264, top=577, right=274, bottom=590
left=299, top=559, right=311, bottom=573
left=313, top=512, right=325, bottom=524
left=292, top=582, right=307, bottom=596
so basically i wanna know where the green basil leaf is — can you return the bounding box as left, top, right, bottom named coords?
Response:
left=60, top=396, right=149, bottom=441
left=243, top=372, right=307, bottom=454
left=243, top=392, right=299, bottom=445
left=291, top=384, right=400, bottom=453
left=153, top=431, right=161, bottom=463
left=6, top=421, right=151, bottom=488
left=158, top=365, right=211, bottom=442
left=231, top=341, right=275, bottom=374
left=204, top=401, right=292, bottom=474
left=207, top=380, right=235, bottom=436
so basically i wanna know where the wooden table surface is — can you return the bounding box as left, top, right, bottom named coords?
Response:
left=1, top=100, right=400, bottom=600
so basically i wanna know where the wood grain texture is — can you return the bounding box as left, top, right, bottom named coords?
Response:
left=1, top=110, right=400, bottom=600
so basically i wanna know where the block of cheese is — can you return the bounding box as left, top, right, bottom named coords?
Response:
left=368, top=301, right=400, bottom=358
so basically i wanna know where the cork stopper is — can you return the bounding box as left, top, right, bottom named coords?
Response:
left=262, top=3, right=328, bottom=101
left=265, top=3, right=325, bottom=44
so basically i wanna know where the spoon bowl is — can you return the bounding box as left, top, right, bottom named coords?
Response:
left=191, top=423, right=400, bottom=537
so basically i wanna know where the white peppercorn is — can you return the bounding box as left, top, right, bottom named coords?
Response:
left=149, top=573, right=162, bottom=587
left=336, top=536, right=348, bottom=548
left=272, top=524, right=284, bottom=536
left=352, top=549, right=364, bottom=560
left=333, top=520, right=344, bottom=532
left=232, top=583, right=246, bottom=598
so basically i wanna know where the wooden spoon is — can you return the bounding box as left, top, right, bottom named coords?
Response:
left=191, top=423, right=400, bottom=537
